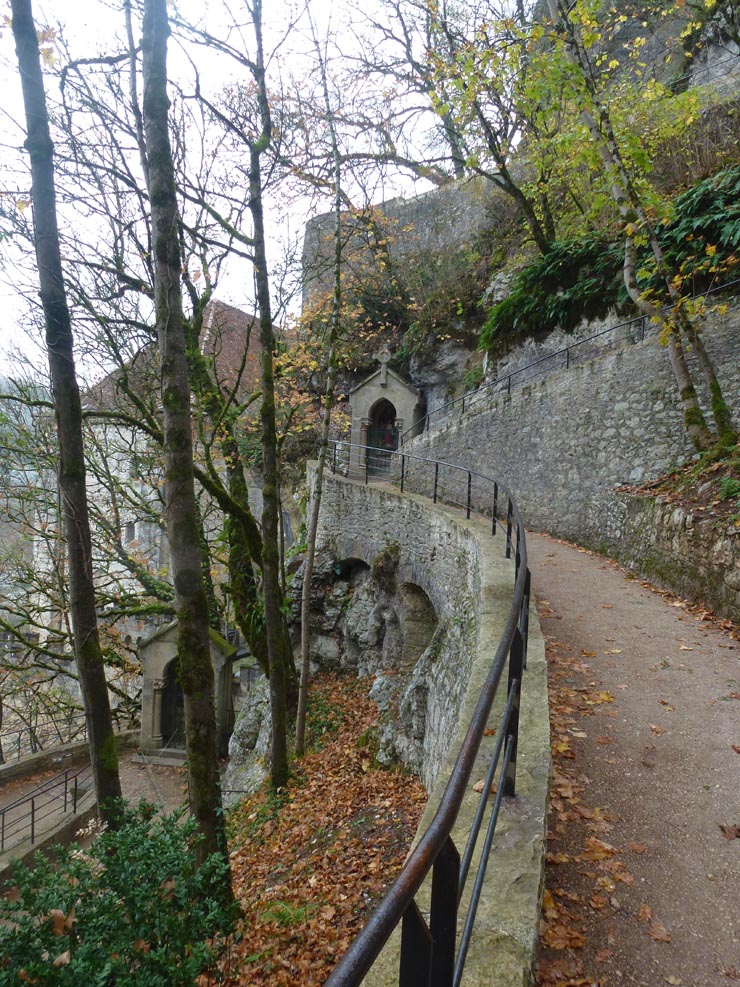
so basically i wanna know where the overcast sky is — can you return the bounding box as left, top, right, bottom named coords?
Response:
left=0, top=0, right=419, bottom=374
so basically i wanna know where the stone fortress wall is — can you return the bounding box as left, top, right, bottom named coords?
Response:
left=406, top=300, right=740, bottom=619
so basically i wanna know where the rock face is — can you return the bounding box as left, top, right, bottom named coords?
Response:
left=223, top=678, right=270, bottom=804
left=288, top=543, right=447, bottom=786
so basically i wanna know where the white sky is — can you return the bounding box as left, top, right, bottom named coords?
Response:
left=0, top=0, right=424, bottom=377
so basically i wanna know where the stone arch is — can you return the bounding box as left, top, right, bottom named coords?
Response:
left=160, top=658, right=185, bottom=749
left=398, top=582, right=438, bottom=674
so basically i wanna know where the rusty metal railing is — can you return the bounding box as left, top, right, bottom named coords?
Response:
left=326, top=443, right=531, bottom=987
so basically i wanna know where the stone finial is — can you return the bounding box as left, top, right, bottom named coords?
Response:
left=374, top=344, right=392, bottom=385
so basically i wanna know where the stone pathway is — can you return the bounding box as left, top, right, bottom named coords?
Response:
left=0, top=750, right=189, bottom=867
left=528, top=531, right=740, bottom=987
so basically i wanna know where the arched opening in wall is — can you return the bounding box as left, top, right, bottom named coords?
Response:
left=333, top=557, right=370, bottom=580
left=160, top=658, right=185, bottom=749
left=399, top=582, right=438, bottom=673
left=366, top=398, right=397, bottom=474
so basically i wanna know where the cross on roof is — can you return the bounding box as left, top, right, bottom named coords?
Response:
left=374, top=344, right=391, bottom=385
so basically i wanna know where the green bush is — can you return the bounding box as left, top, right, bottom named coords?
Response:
left=481, top=165, right=740, bottom=355
left=0, top=804, right=237, bottom=987
left=480, top=236, right=627, bottom=353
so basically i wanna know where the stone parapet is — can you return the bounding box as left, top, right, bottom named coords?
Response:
left=315, top=470, right=550, bottom=987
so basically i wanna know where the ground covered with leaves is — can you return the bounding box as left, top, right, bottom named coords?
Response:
left=533, top=539, right=740, bottom=987
left=223, top=673, right=426, bottom=986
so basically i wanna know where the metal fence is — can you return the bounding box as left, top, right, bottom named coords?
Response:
left=0, top=712, right=88, bottom=764
left=402, top=276, right=740, bottom=442
left=326, top=442, right=531, bottom=987
left=0, top=763, right=94, bottom=855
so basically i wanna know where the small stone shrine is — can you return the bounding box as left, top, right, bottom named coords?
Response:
left=348, top=346, right=424, bottom=474
left=139, top=622, right=236, bottom=757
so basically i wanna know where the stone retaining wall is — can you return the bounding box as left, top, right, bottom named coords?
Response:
left=407, top=302, right=740, bottom=552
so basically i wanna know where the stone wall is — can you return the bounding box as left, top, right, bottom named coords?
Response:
left=406, top=301, right=740, bottom=551
left=313, top=469, right=488, bottom=791
left=314, top=468, right=550, bottom=987
left=610, top=494, right=740, bottom=622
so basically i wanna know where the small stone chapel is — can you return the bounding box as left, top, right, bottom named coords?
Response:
left=138, top=622, right=236, bottom=757
left=348, top=346, right=424, bottom=474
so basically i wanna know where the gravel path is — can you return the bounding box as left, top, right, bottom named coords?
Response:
left=529, top=531, right=740, bottom=987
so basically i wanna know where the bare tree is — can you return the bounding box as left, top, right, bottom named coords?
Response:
left=10, top=0, right=123, bottom=826
left=140, top=0, right=229, bottom=869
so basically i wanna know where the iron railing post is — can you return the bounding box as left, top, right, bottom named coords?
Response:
left=1, top=810, right=5, bottom=851
left=399, top=902, right=433, bottom=987
left=466, top=472, right=472, bottom=519
left=64, top=769, right=69, bottom=812
left=504, top=629, right=523, bottom=798
left=333, top=442, right=337, bottom=474
left=492, top=482, right=498, bottom=535
left=430, top=837, right=460, bottom=987
left=73, top=777, right=78, bottom=814
left=31, top=798, right=35, bottom=844
left=400, top=455, right=405, bottom=493
left=506, top=499, right=513, bottom=559
left=520, top=569, right=531, bottom=669
left=433, top=462, right=439, bottom=503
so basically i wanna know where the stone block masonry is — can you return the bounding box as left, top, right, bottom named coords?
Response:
left=407, top=302, right=740, bottom=553
left=315, top=470, right=550, bottom=987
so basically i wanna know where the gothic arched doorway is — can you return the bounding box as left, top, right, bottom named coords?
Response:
left=366, top=398, right=397, bottom=474
left=161, top=659, right=185, bottom=749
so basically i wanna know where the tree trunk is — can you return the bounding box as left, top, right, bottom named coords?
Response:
left=248, top=0, right=290, bottom=790
left=296, top=15, right=343, bottom=756
left=547, top=0, right=733, bottom=452
left=140, top=0, right=228, bottom=872
left=11, top=0, right=122, bottom=827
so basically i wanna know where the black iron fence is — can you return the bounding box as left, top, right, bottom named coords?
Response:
left=0, top=712, right=88, bottom=764
left=326, top=442, right=531, bottom=987
left=402, top=276, right=740, bottom=442
left=0, top=763, right=94, bottom=855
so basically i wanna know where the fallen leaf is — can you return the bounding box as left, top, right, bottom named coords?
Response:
left=658, top=699, right=675, bottom=711
left=650, top=723, right=667, bottom=735
left=647, top=917, right=671, bottom=942
left=719, top=823, right=740, bottom=839
left=604, top=648, right=622, bottom=654
left=679, top=645, right=693, bottom=651
left=732, top=745, right=740, bottom=754
left=581, top=649, right=597, bottom=657
left=472, top=779, right=498, bottom=795
left=53, top=952, right=71, bottom=968
left=596, top=736, right=612, bottom=745
left=638, top=903, right=653, bottom=923
left=627, top=842, right=648, bottom=854
left=595, top=948, right=612, bottom=962
left=664, top=976, right=682, bottom=985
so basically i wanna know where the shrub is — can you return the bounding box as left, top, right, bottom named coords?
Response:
left=0, top=804, right=237, bottom=987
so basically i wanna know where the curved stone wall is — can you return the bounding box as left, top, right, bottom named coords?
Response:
left=315, top=469, right=550, bottom=986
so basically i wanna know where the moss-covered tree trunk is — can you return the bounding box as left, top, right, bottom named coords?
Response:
left=141, top=0, right=228, bottom=871
left=10, top=0, right=122, bottom=827
left=547, top=0, right=735, bottom=453
left=249, top=0, right=290, bottom=790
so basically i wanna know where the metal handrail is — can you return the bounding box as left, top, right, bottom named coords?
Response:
left=0, top=712, right=87, bottom=763
left=325, top=442, right=531, bottom=987
left=0, top=763, right=94, bottom=854
left=401, top=276, right=740, bottom=443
